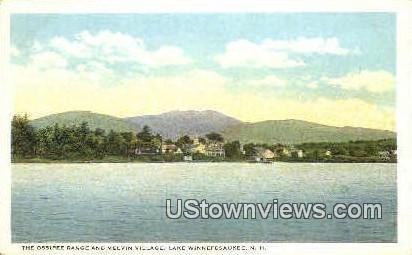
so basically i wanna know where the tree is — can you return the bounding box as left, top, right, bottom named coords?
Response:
left=331, top=144, right=348, bottom=156
left=312, top=150, right=319, bottom=161
left=74, top=122, right=93, bottom=158
left=36, top=126, right=54, bottom=158
left=164, top=139, right=174, bottom=145
left=206, top=132, right=224, bottom=143
left=93, top=128, right=107, bottom=159
left=136, top=125, right=153, bottom=143
left=106, top=130, right=125, bottom=155
left=198, top=137, right=206, bottom=144
left=152, top=134, right=163, bottom=153
left=11, top=114, right=36, bottom=158
left=136, top=125, right=157, bottom=153
left=224, top=141, right=241, bottom=159
left=176, top=135, right=193, bottom=148
left=121, top=132, right=136, bottom=156
left=243, top=143, right=256, bottom=157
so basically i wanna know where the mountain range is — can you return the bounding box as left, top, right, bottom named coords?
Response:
left=29, top=110, right=396, bottom=144
left=30, top=111, right=137, bottom=133
left=125, top=110, right=241, bottom=139
left=221, top=119, right=396, bottom=144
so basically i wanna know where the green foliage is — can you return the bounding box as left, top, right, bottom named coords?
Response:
left=205, top=132, right=224, bottom=142
left=136, top=126, right=153, bottom=143
left=164, top=139, right=174, bottom=145
left=243, top=143, right=257, bottom=157
left=224, top=141, right=242, bottom=159
left=135, top=125, right=159, bottom=153
left=106, top=130, right=126, bottom=156
left=121, top=131, right=136, bottom=157
left=176, top=135, right=193, bottom=148
left=11, top=114, right=397, bottom=163
left=294, top=139, right=397, bottom=162
left=11, top=114, right=36, bottom=158
left=35, top=122, right=110, bottom=160
left=192, top=153, right=224, bottom=162
left=12, top=114, right=159, bottom=161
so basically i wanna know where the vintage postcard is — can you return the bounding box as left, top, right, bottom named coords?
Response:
left=0, top=0, right=412, bottom=254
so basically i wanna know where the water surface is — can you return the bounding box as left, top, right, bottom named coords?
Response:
left=12, top=163, right=396, bottom=242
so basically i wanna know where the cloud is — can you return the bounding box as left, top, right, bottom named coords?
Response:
left=306, top=81, right=319, bottom=89
left=215, top=39, right=304, bottom=68
left=248, top=75, right=287, bottom=87
left=327, top=70, right=395, bottom=93
left=262, top=37, right=351, bottom=55
left=215, top=37, right=352, bottom=68
left=48, top=30, right=191, bottom=66
left=50, top=36, right=91, bottom=58
left=30, top=51, right=68, bottom=69
left=11, top=63, right=394, bottom=131
left=75, top=61, right=115, bottom=83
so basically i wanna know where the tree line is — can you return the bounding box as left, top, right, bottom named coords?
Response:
left=12, top=114, right=161, bottom=160
left=11, top=114, right=236, bottom=161
left=11, top=114, right=396, bottom=162
left=240, top=138, right=397, bottom=162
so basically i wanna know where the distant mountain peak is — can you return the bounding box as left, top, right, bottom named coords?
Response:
left=126, top=110, right=242, bottom=139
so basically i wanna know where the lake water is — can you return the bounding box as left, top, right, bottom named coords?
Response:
left=12, top=163, right=396, bottom=242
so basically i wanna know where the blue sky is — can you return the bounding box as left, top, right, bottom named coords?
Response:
left=10, top=13, right=396, bottom=130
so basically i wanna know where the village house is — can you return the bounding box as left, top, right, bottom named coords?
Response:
left=193, top=138, right=201, bottom=145
left=191, top=143, right=206, bottom=154
left=287, top=146, right=304, bottom=158
left=183, top=155, right=193, bottom=161
left=282, top=147, right=291, bottom=157
left=161, top=144, right=178, bottom=154
left=255, top=147, right=276, bottom=162
left=205, top=142, right=225, bottom=157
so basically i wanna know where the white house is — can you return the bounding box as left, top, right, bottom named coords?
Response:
left=205, top=142, right=225, bottom=157
left=191, top=143, right=206, bottom=154
left=255, top=147, right=276, bottom=162
left=183, top=155, right=193, bottom=161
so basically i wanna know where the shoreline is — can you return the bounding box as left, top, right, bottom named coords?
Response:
left=11, top=158, right=397, bottom=164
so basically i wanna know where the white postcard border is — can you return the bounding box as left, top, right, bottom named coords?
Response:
left=1, top=0, right=411, bottom=254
